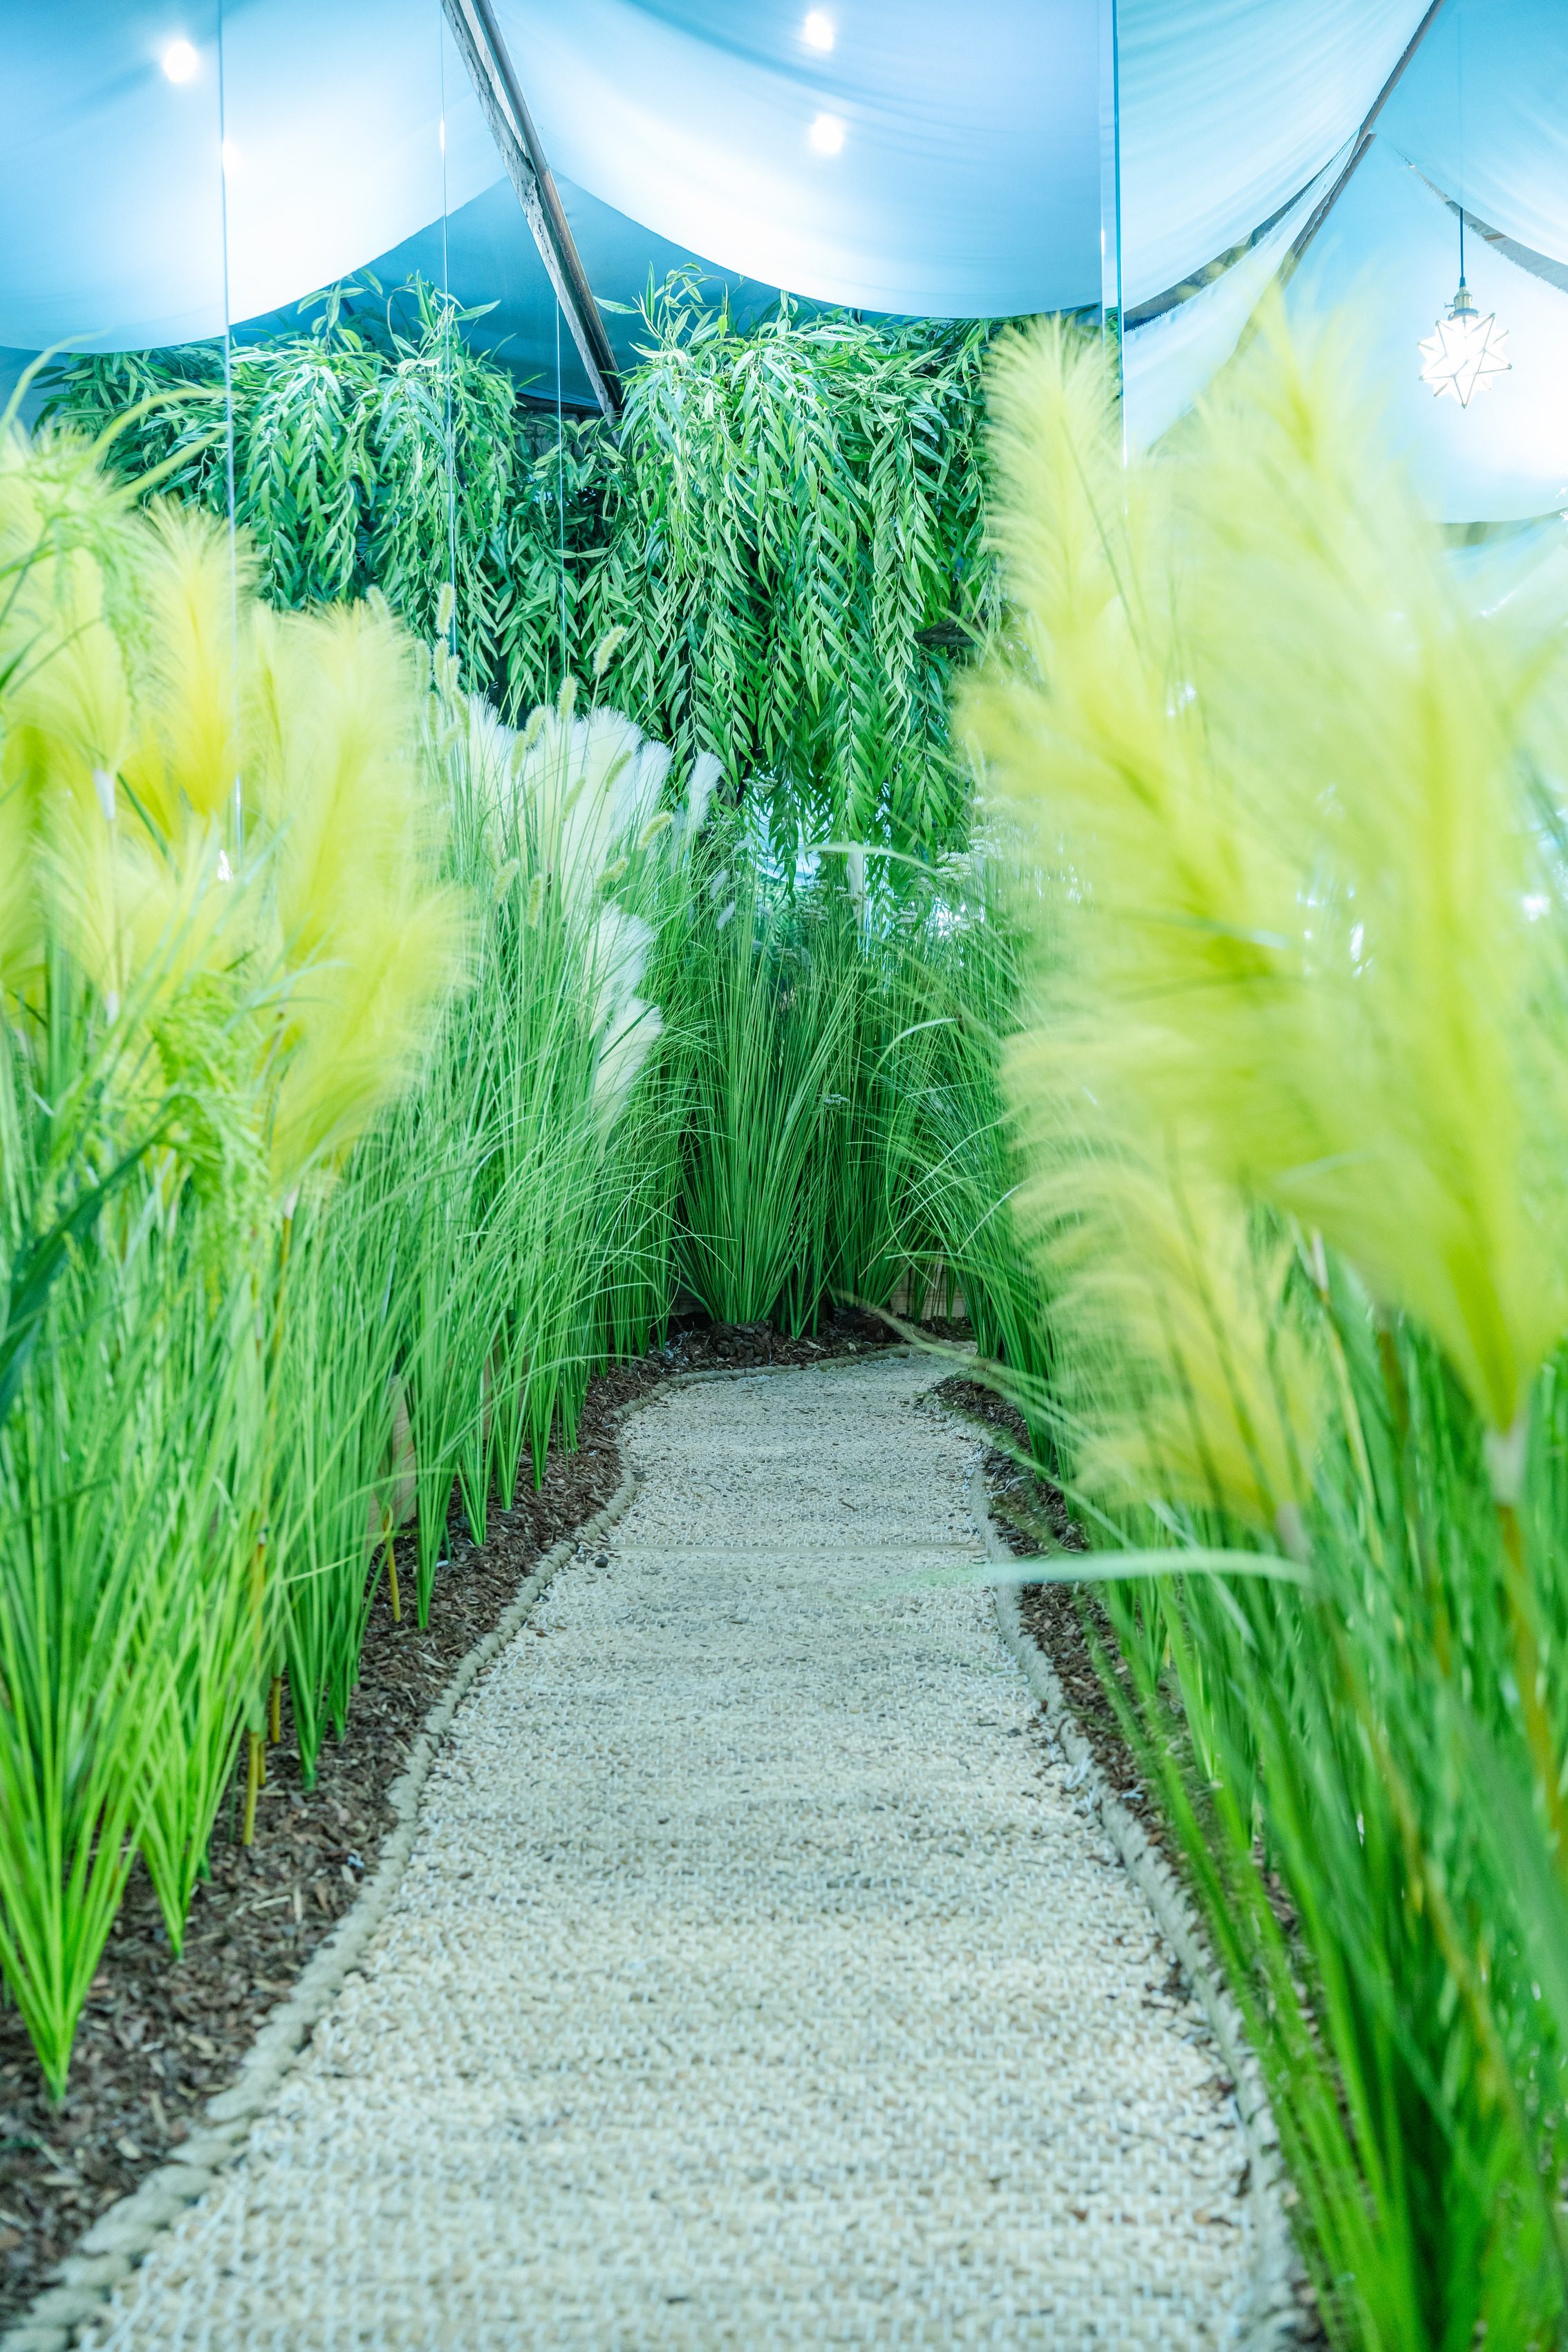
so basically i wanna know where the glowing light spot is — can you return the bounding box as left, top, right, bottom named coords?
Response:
left=808, top=113, right=845, bottom=156
left=161, top=37, right=199, bottom=82
left=1419, top=281, right=1510, bottom=407
left=221, top=136, right=239, bottom=175
left=803, top=9, right=835, bottom=49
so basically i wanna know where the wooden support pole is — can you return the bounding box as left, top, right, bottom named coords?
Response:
left=1287, top=0, right=1452, bottom=271
left=440, top=0, right=621, bottom=422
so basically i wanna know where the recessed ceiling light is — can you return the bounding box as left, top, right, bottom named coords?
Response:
left=161, top=37, right=199, bottom=82
left=809, top=113, right=845, bottom=156
left=803, top=9, right=834, bottom=49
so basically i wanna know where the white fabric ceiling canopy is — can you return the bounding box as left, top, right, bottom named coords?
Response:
left=1287, top=136, right=1568, bottom=524
left=1, top=0, right=498, bottom=351
left=1120, top=0, right=1568, bottom=519
left=487, top=0, right=1101, bottom=319
left=5, top=0, right=1568, bottom=526
left=1121, top=147, right=1348, bottom=452
left=0, top=0, right=1102, bottom=354
left=1117, top=0, right=1430, bottom=308
left=1378, top=0, right=1568, bottom=268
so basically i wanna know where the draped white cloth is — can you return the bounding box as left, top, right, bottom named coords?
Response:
left=1379, top=0, right=1568, bottom=269
left=1, top=0, right=496, bottom=351
left=1287, top=138, right=1568, bottom=524
left=4, top=0, right=1568, bottom=521
left=0, top=0, right=1101, bottom=352
left=1117, top=0, right=1427, bottom=308
left=1122, top=149, right=1345, bottom=451
left=1121, top=0, right=1568, bottom=518
left=487, top=0, right=1101, bottom=320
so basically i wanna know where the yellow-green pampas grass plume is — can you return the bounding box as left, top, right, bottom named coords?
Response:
left=1171, top=311, right=1568, bottom=1454
left=0, top=425, right=138, bottom=983
left=120, top=502, right=255, bottom=831
left=1024, top=1122, right=1323, bottom=1541
left=248, top=598, right=465, bottom=1185
left=966, top=307, right=1568, bottom=1459
left=0, top=428, right=256, bottom=1003
left=0, top=421, right=462, bottom=1201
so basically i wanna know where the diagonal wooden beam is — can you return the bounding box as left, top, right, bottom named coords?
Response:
left=441, top=0, right=621, bottom=421
left=1286, top=0, right=1451, bottom=270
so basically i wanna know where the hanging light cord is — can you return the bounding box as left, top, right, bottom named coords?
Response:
left=1457, top=10, right=1466, bottom=289
left=557, top=303, right=567, bottom=689
left=216, top=0, right=241, bottom=855
left=439, top=8, right=458, bottom=658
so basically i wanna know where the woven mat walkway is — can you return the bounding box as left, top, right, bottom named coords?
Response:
left=83, top=1355, right=1251, bottom=2347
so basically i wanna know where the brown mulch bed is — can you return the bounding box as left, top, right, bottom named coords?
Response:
left=0, top=1306, right=903, bottom=2327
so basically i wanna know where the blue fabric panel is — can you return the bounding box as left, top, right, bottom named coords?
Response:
left=483, top=0, right=1101, bottom=317
left=1379, top=0, right=1568, bottom=268
left=1122, top=149, right=1346, bottom=450
left=1288, top=138, right=1568, bottom=524
left=0, top=0, right=495, bottom=349
left=1118, top=0, right=1428, bottom=306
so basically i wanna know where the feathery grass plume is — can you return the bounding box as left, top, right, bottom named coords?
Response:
left=0, top=424, right=140, bottom=985
left=4, top=419, right=462, bottom=1195
left=585, top=906, right=663, bottom=1133
left=509, top=701, right=671, bottom=914
left=0, top=522, right=129, bottom=821
left=248, top=598, right=465, bottom=1183
left=118, top=501, right=252, bottom=832
left=0, top=443, right=267, bottom=1083
left=1177, top=314, right=1568, bottom=1457
left=969, top=308, right=1568, bottom=1458
left=968, top=306, right=1568, bottom=2346
left=673, top=750, right=721, bottom=862
left=1037, top=1141, right=1323, bottom=1539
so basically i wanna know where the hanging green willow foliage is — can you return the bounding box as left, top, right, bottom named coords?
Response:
left=46, top=280, right=519, bottom=678
left=47, top=275, right=996, bottom=853
left=506, top=279, right=998, bottom=853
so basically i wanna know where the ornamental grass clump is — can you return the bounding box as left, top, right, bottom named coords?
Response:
left=674, top=862, right=863, bottom=1330
left=967, top=311, right=1568, bottom=2346
left=0, top=409, right=460, bottom=2077
left=380, top=653, right=704, bottom=1618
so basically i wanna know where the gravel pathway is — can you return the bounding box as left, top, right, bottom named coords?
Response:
left=80, top=1355, right=1252, bottom=2347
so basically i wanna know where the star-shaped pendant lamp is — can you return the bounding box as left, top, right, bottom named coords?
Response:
left=1419, top=278, right=1511, bottom=407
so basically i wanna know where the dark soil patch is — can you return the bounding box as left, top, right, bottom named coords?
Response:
left=0, top=1305, right=906, bottom=2326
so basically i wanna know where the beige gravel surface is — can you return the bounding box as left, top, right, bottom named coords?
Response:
left=81, top=1355, right=1251, bottom=2347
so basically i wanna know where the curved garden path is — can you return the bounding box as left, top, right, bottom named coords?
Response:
left=82, top=1355, right=1253, bottom=2347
